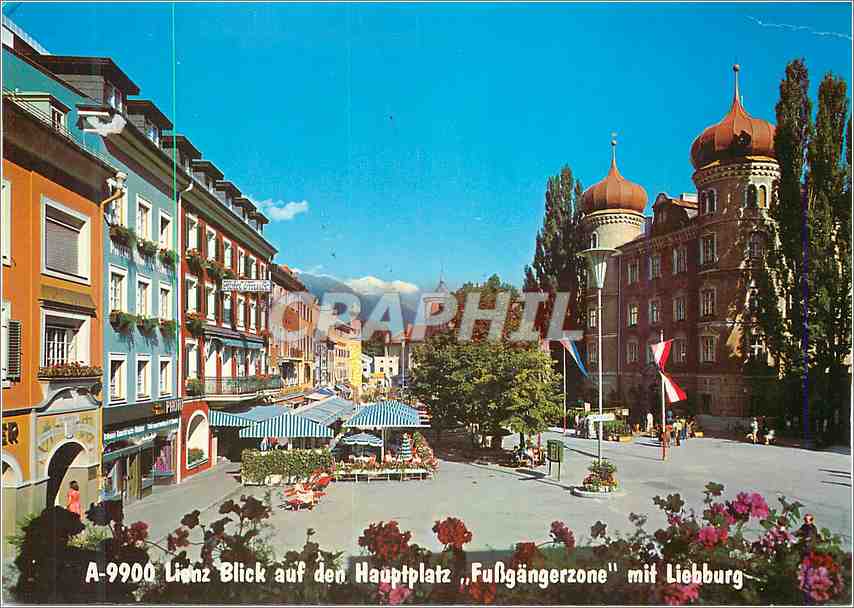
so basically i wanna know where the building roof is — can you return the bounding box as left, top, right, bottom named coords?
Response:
left=161, top=134, right=201, bottom=160
left=190, top=159, right=224, bottom=180
left=126, top=99, right=173, bottom=129
left=30, top=54, right=140, bottom=95
left=581, top=139, right=648, bottom=214
left=690, top=65, right=775, bottom=169
left=215, top=180, right=241, bottom=197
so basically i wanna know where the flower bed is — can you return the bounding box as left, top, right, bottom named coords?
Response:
left=581, top=459, right=618, bottom=492
left=38, top=362, right=102, bottom=378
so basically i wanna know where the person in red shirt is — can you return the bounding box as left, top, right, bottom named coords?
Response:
left=66, top=480, right=81, bottom=518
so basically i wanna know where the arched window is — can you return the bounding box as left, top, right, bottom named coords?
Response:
left=589, top=232, right=599, bottom=249
left=706, top=190, right=717, bottom=214
left=746, top=185, right=758, bottom=208
left=758, top=185, right=767, bottom=208
left=700, top=191, right=708, bottom=215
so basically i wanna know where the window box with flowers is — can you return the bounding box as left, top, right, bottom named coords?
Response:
left=109, top=225, right=136, bottom=247
left=110, top=310, right=137, bottom=332
left=207, top=259, right=226, bottom=281
left=159, top=248, right=179, bottom=268
left=185, top=376, right=204, bottom=396
left=159, top=319, right=177, bottom=338
left=185, top=249, right=207, bottom=273
left=37, top=363, right=103, bottom=409
left=136, top=315, right=159, bottom=335
left=38, top=362, right=102, bottom=379
left=185, top=311, right=205, bottom=337
left=137, top=238, right=159, bottom=258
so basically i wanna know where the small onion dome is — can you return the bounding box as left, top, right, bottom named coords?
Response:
left=690, top=65, right=776, bottom=169
left=581, top=139, right=648, bottom=214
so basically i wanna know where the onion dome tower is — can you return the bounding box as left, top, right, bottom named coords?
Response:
left=690, top=65, right=779, bottom=216
left=580, top=137, right=647, bottom=250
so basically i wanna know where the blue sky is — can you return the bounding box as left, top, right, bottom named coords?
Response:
left=5, top=2, right=851, bottom=293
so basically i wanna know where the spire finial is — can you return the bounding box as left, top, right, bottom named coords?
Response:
left=610, top=132, right=618, bottom=168
left=732, top=63, right=741, bottom=106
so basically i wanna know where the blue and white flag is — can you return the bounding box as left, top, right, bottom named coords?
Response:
left=559, top=337, right=589, bottom=378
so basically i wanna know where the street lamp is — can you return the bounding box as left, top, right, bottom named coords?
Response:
left=577, top=247, right=619, bottom=464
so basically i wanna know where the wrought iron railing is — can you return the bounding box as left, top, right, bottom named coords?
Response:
left=201, top=375, right=284, bottom=396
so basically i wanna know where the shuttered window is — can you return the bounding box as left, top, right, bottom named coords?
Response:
left=2, top=302, right=21, bottom=383
left=2, top=179, right=10, bottom=265
left=45, top=206, right=82, bottom=276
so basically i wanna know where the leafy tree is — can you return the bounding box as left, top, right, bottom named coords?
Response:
left=754, top=59, right=851, bottom=440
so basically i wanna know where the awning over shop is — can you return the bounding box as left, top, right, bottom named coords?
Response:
left=209, top=405, right=286, bottom=427
left=238, top=412, right=333, bottom=439
left=221, top=337, right=265, bottom=349
left=306, top=388, right=336, bottom=401
left=208, top=409, right=253, bottom=428
left=294, top=397, right=356, bottom=427
left=346, top=400, right=428, bottom=429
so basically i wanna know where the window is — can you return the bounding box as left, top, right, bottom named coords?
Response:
left=159, top=283, right=172, bottom=319
left=185, top=341, right=199, bottom=379
left=159, top=358, right=172, bottom=395
left=105, top=82, right=124, bottom=113
left=587, top=343, right=597, bottom=365
left=701, top=289, right=716, bottom=317
left=223, top=293, right=232, bottom=324
left=673, top=296, right=686, bottom=321
left=159, top=211, right=172, bottom=249
left=589, top=232, right=599, bottom=249
left=759, top=185, right=768, bottom=208
left=206, top=228, right=216, bottom=261
left=43, top=200, right=89, bottom=281
left=672, top=245, right=687, bottom=274
left=44, top=325, right=77, bottom=366
left=223, top=241, right=232, bottom=267
left=238, top=250, right=245, bottom=277
left=186, top=215, right=199, bottom=250
left=110, top=354, right=127, bottom=402
left=627, top=260, right=639, bottom=284
left=673, top=338, right=688, bottom=363
left=2, top=179, right=10, bottom=265
left=137, top=277, right=151, bottom=316
left=748, top=332, right=766, bottom=360
left=746, top=184, right=758, bottom=208
left=700, top=234, right=716, bottom=266
left=646, top=343, right=656, bottom=364
left=700, top=336, right=717, bottom=363
left=703, top=189, right=717, bottom=214
left=627, top=303, right=639, bottom=327
left=249, top=299, right=257, bottom=329
left=136, top=357, right=151, bottom=400
left=136, top=197, right=152, bottom=241
left=248, top=256, right=257, bottom=279
left=145, top=117, right=160, bottom=145
left=648, top=254, right=661, bottom=279
left=206, top=284, right=216, bottom=321
left=588, top=307, right=597, bottom=328
left=649, top=299, right=660, bottom=324
left=627, top=341, right=639, bottom=364
left=237, top=296, right=246, bottom=327
left=186, top=277, right=198, bottom=312
left=748, top=232, right=764, bottom=260
left=109, top=267, right=127, bottom=311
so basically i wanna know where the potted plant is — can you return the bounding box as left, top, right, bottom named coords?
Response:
left=185, top=311, right=205, bottom=337
left=159, top=319, right=177, bottom=337
left=109, top=225, right=136, bottom=247
left=38, top=362, right=103, bottom=379
left=185, top=248, right=207, bottom=273
left=185, top=376, right=204, bottom=396
left=159, top=248, right=179, bottom=268
left=136, top=315, right=159, bottom=334
left=207, top=259, right=226, bottom=281
left=137, top=238, right=159, bottom=258
left=109, top=310, right=136, bottom=332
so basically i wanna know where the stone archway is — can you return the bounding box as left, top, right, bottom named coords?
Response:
left=186, top=411, right=209, bottom=468
left=45, top=441, right=87, bottom=508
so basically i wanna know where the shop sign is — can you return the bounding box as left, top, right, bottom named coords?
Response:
left=104, top=417, right=179, bottom=444
left=221, top=279, right=271, bottom=292
left=151, top=397, right=183, bottom=416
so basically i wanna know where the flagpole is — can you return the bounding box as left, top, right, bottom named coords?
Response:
left=563, top=344, right=567, bottom=436
left=660, top=328, right=666, bottom=461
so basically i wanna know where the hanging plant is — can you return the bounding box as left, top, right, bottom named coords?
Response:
left=137, top=238, right=159, bottom=258
left=185, top=311, right=205, bottom=337
left=109, top=225, right=136, bottom=247
left=223, top=268, right=236, bottom=280
left=136, top=315, right=159, bottom=334
left=38, top=362, right=103, bottom=379
left=159, top=248, right=179, bottom=268
left=159, top=319, right=177, bottom=337
left=207, top=259, right=226, bottom=281
left=185, top=376, right=204, bottom=396
left=109, top=310, right=137, bottom=332
left=185, top=249, right=208, bottom=273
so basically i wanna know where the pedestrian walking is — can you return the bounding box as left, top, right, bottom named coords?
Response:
left=66, top=480, right=81, bottom=518
left=749, top=417, right=759, bottom=444
left=680, top=417, right=688, bottom=442
left=646, top=411, right=654, bottom=434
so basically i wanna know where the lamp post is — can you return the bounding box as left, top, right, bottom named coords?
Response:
left=577, top=247, right=619, bottom=464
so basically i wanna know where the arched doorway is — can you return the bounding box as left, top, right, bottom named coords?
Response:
left=186, top=411, right=209, bottom=469
left=46, top=442, right=86, bottom=508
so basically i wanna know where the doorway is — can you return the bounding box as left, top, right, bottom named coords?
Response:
left=46, top=442, right=86, bottom=508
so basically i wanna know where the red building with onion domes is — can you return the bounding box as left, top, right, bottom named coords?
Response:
left=580, top=65, right=778, bottom=420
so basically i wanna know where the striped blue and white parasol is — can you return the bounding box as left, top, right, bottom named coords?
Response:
left=400, top=434, right=412, bottom=460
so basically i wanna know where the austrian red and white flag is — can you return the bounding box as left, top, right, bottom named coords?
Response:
left=660, top=371, right=687, bottom=403
left=650, top=339, right=673, bottom=370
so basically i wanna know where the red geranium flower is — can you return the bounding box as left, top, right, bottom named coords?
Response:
left=433, top=517, right=472, bottom=550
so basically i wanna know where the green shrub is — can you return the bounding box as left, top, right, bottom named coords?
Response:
left=241, top=448, right=333, bottom=484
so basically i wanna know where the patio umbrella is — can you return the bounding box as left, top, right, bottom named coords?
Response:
left=340, top=432, right=384, bottom=448
left=400, top=434, right=412, bottom=460
left=238, top=412, right=333, bottom=440
left=346, top=400, right=428, bottom=461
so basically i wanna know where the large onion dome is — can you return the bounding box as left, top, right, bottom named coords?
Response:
left=690, top=65, right=776, bottom=169
left=580, top=139, right=648, bottom=214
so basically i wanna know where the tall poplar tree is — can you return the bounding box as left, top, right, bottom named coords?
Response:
left=754, top=59, right=851, bottom=440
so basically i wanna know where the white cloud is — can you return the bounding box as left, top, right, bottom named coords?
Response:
left=247, top=196, right=309, bottom=222
left=345, top=276, right=420, bottom=295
